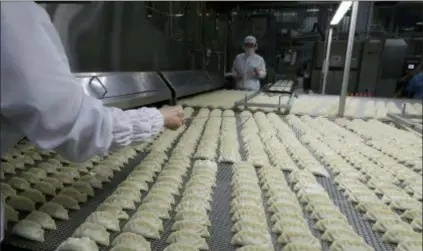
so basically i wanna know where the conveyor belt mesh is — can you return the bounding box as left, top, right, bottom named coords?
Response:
left=1, top=111, right=412, bottom=251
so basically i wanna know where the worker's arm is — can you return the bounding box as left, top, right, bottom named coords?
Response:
left=0, top=2, right=164, bottom=162
left=224, top=55, right=242, bottom=79
left=254, top=57, right=267, bottom=79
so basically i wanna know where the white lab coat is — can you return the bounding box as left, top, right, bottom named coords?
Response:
left=0, top=2, right=164, bottom=240
left=231, top=53, right=266, bottom=91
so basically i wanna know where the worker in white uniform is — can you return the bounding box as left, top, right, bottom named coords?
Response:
left=224, top=36, right=267, bottom=91
left=0, top=2, right=184, bottom=242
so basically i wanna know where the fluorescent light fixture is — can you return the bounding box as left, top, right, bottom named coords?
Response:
left=330, top=1, right=352, bottom=25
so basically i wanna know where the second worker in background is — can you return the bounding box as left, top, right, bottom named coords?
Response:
left=225, top=36, right=267, bottom=91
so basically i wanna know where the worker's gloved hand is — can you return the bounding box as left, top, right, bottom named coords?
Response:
left=160, top=106, right=184, bottom=130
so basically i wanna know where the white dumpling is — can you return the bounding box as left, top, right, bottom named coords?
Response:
left=394, top=241, right=422, bottom=251
left=39, top=163, right=59, bottom=175
left=39, top=202, right=69, bottom=220
left=3, top=163, right=16, bottom=174
left=86, top=211, right=120, bottom=232
left=8, top=177, right=31, bottom=191
left=5, top=203, right=19, bottom=223
left=166, top=230, right=208, bottom=250
left=131, top=210, right=163, bottom=232
left=281, top=242, right=321, bottom=251
left=1, top=183, right=17, bottom=198
left=80, top=175, right=103, bottom=189
left=103, top=195, right=136, bottom=210
left=109, top=245, right=138, bottom=251
left=73, top=222, right=110, bottom=246
left=52, top=194, right=80, bottom=210
left=7, top=195, right=35, bottom=212
left=60, top=187, right=88, bottom=203
left=381, top=227, right=421, bottom=244
left=42, top=177, right=64, bottom=190
left=21, top=188, right=46, bottom=204
left=55, top=237, right=99, bottom=251
left=171, top=220, right=210, bottom=238
left=231, top=230, right=272, bottom=246
left=27, top=168, right=47, bottom=179
left=411, top=217, right=422, bottom=231
left=138, top=203, right=171, bottom=219
left=33, top=181, right=57, bottom=196
left=53, top=173, right=75, bottom=185
left=321, top=229, right=362, bottom=243
left=329, top=239, right=374, bottom=251
left=111, top=232, right=150, bottom=250
left=123, top=218, right=161, bottom=239
left=163, top=243, right=198, bottom=251
left=73, top=181, right=95, bottom=197
left=26, top=211, right=56, bottom=230
left=95, top=204, right=129, bottom=220
left=174, top=210, right=211, bottom=226
left=12, top=220, right=45, bottom=242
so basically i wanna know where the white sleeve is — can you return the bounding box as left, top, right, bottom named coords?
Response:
left=257, top=57, right=267, bottom=79
left=0, top=2, right=163, bottom=162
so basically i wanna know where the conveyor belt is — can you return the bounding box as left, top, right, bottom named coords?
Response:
left=1, top=110, right=420, bottom=251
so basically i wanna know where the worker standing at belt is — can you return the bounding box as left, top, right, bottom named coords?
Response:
left=0, top=2, right=184, bottom=242
left=224, top=36, right=267, bottom=91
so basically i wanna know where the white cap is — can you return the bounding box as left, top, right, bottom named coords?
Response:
left=244, top=35, right=257, bottom=44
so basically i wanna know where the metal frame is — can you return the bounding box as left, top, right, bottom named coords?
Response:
left=387, top=113, right=422, bottom=135
left=233, top=81, right=298, bottom=113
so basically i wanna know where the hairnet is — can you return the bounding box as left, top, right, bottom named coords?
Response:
left=244, top=36, right=257, bottom=44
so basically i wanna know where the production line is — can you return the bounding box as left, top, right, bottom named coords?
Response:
left=1, top=92, right=422, bottom=251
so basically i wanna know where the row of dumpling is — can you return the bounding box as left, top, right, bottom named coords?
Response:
left=257, top=166, right=321, bottom=251
left=194, top=109, right=222, bottom=160
left=66, top=151, right=171, bottom=249
left=150, top=107, right=194, bottom=152
left=239, top=111, right=270, bottom=167
left=179, top=90, right=252, bottom=109
left=308, top=117, right=422, bottom=202
left=267, top=114, right=329, bottom=177
left=164, top=160, right=218, bottom=251
left=291, top=119, right=423, bottom=248
left=218, top=110, right=241, bottom=163
left=254, top=112, right=298, bottom=172
left=3, top=149, right=144, bottom=243
left=289, top=170, right=375, bottom=251
left=230, top=162, right=273, bottom=250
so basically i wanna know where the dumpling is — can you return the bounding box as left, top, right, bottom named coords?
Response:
left=166, top=230, right=208, bottom=250
left=174, top=210, right=211, bottom=226
left=109, top=245, right=139, bottom=251
left=12, top=220, right=45, bottom=242
left=20, top=171, right=41, bottom=184
left=4, top=203, right=19, bottom=223
left=103, top=195, right=136, bottom=210
left=55, top=237, right=99, bottom=251
left=321, top=229, right=362, bottom=243
left=131, top=211, right=163, bottom=232
left=42, top=177, right=64, bottom=190
left=122, top=218, right=161, bottom=239
left=73, top=181, right=95, bottom=197
left=314, top=218, right=352, bottom=232
left=2, top=162, right=16, bottom=174
left=113, top=187, right=142, bottom=203
left=86, top=211, right=120, bottom=232
left=7, top=195, right=35, bottom=211
left=281, top=243, right=321, bottom=251
left=237, top=245, right=274, bottom=251
left=33, top=181, right=57, bottom=196
left=80, top=175, right=103, bottom=189
left=231, top=230, right=272, bottom=246
left=171, top=220, right=210, bottom=238
left=272, top=221, right=310, bottom=235
left=95, top=204, right=129, bottom=220
left=53, top=173, right=75, bottom=185
left=21, top=188, right=46, bottom=204
left=277, top=231, right=320, bottom=248
left=52, top=194, right=80, bottom=210
left=1, top=183, right=16, bottom=198
left=26, top=211, right=56, bottom=230
left=401, top=208, right=422, bottom=221
left=73, top=222, right=110, bottom=246
left=381, top=227, right=421, bottom=244
left=163, top=243, right=198, bottom=251
left=328, top=239, right=373, bottom=251
left=111, top=232, right=150, bottom=250
left=60, top=187, right=88, bottom=203
left=395, top=241, right=422, bottom=251
left=39, top=162, right=59, bottom=174
left=372, top=219, right=412, bottom=232
left=411, top=217, right=422, bottom=231
left=8, top=177, right=31, bottom=191
left=39, top=202, right=69, bottom=220
left=138, top=203, right=171, bottom=220
left=61, top=168, right=81, bottom=179
left=27, top=168, right=47, bottom=179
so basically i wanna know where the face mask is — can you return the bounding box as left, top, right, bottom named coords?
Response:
left=245, top=48, right=255, bottom=56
